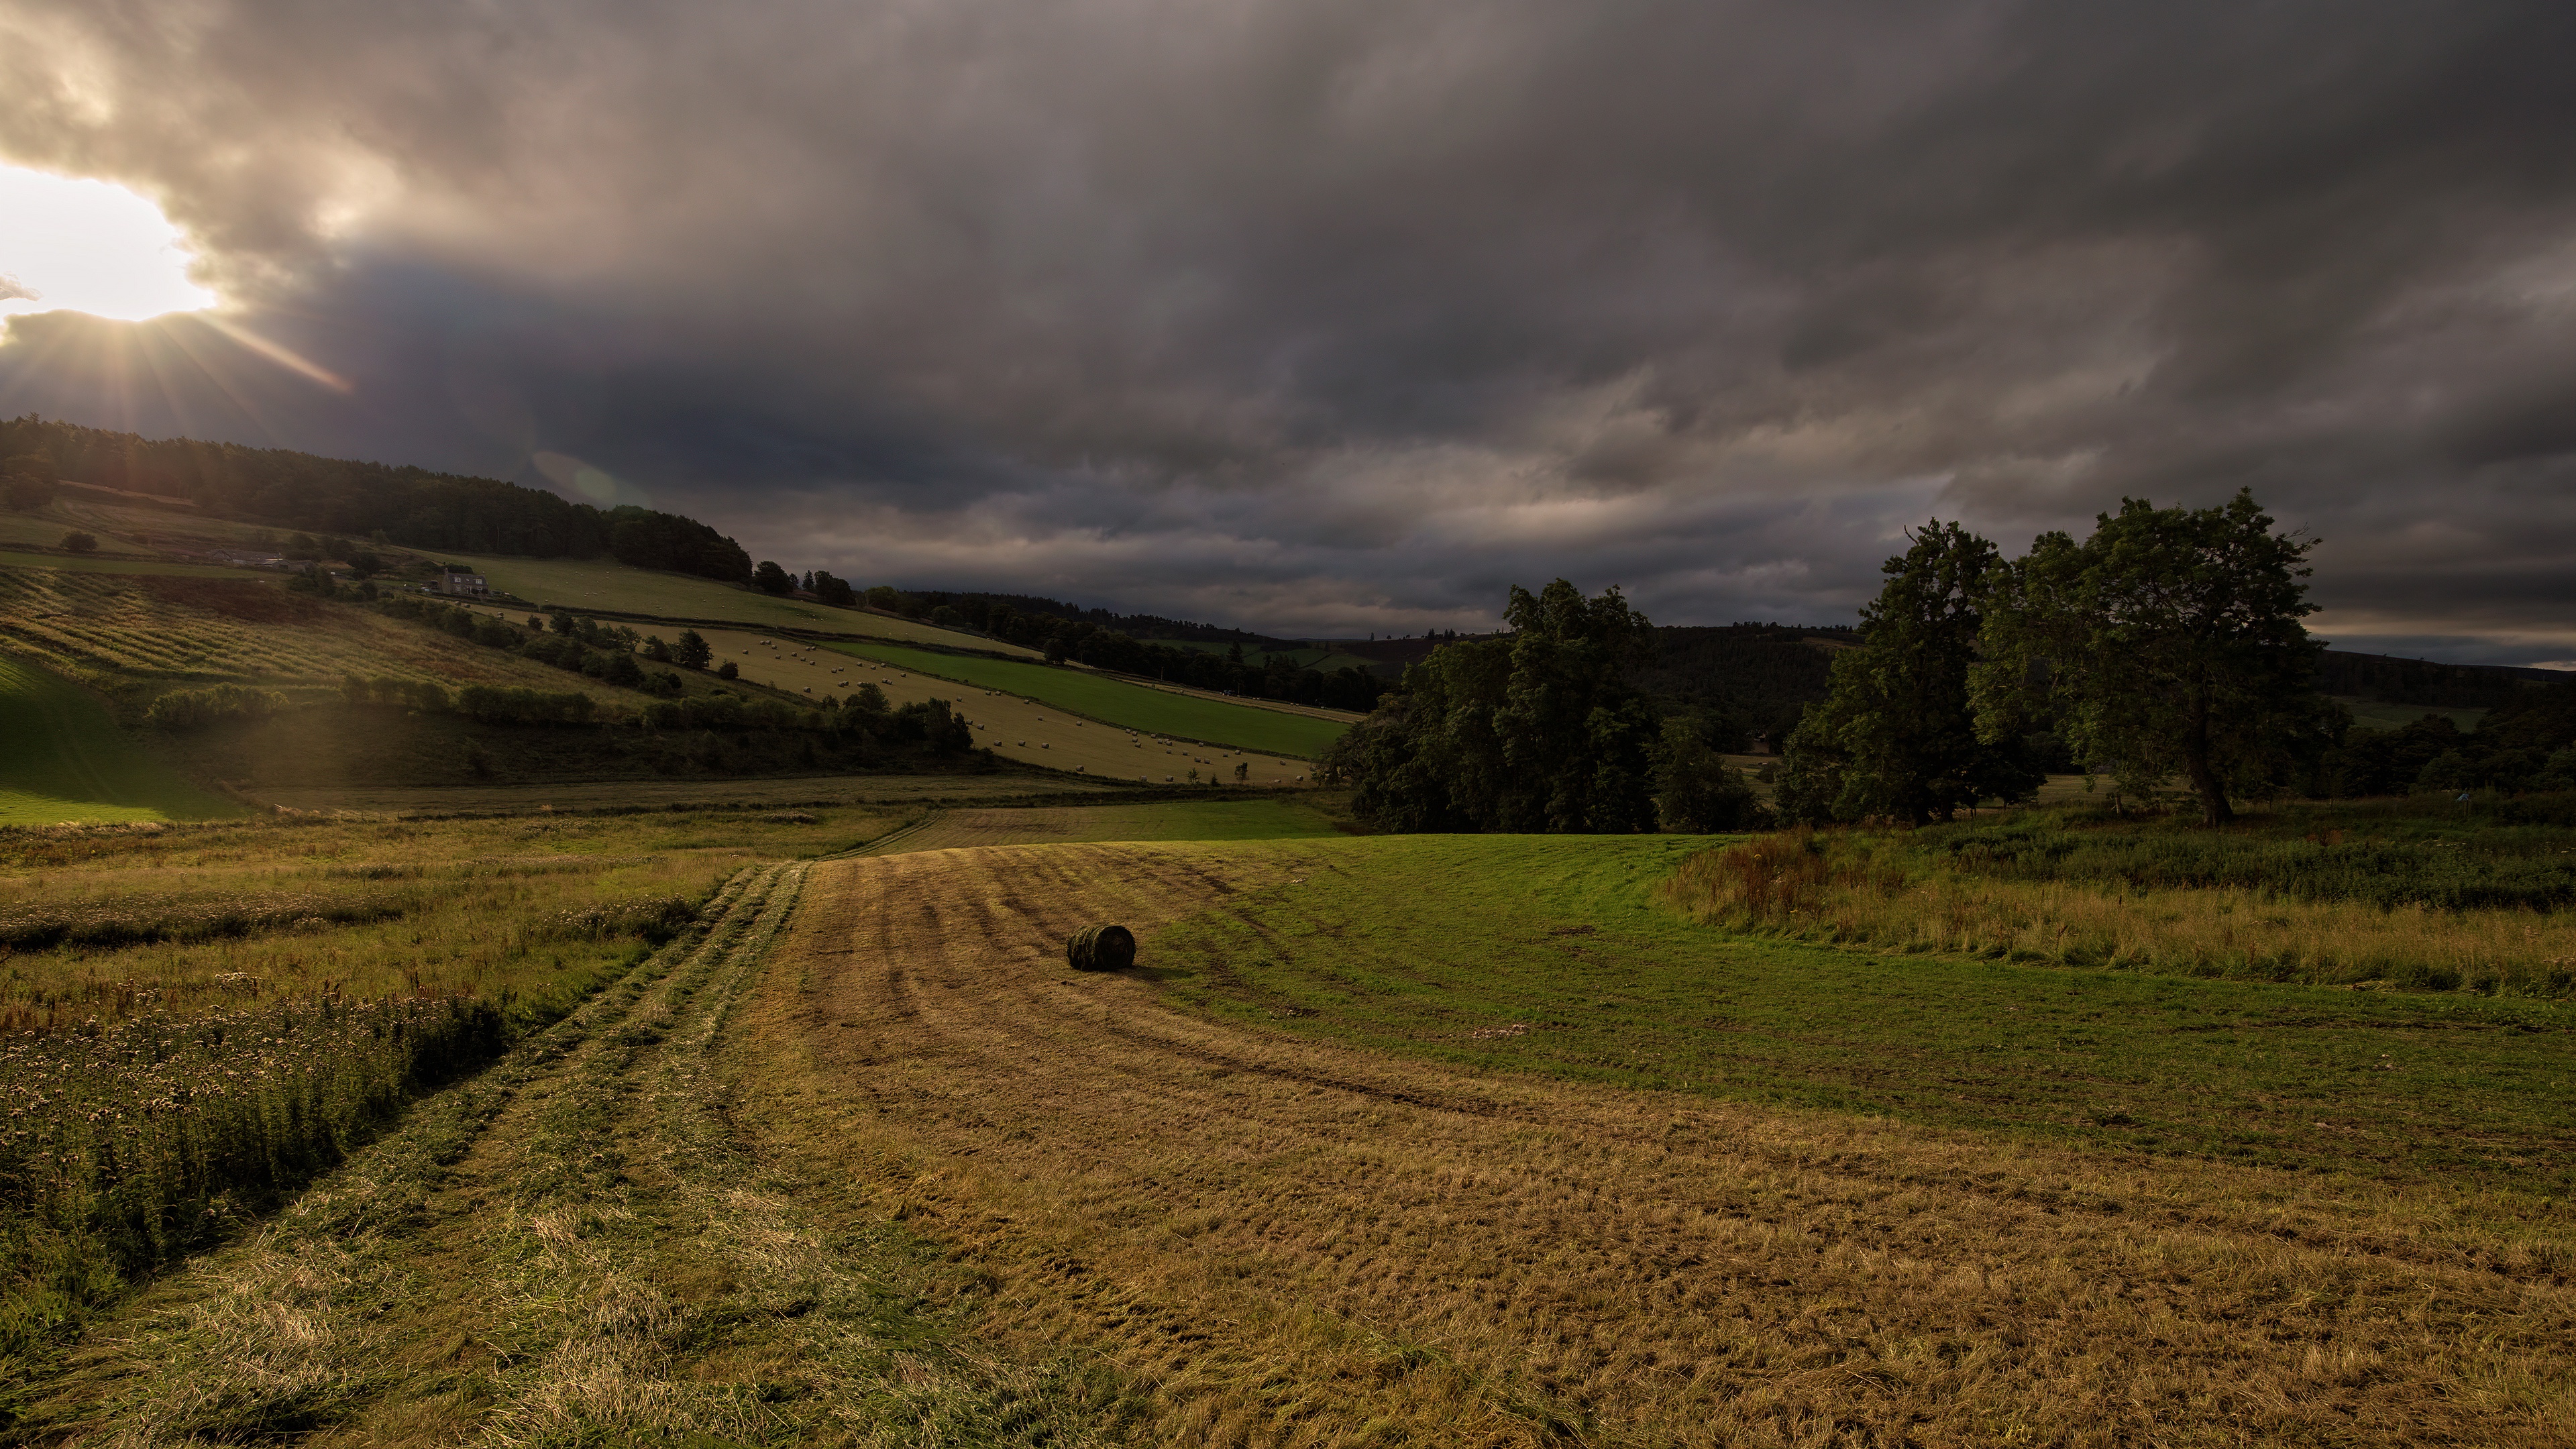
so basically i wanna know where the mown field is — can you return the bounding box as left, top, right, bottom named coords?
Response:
left=832, top=640, right=1350, bottom=758
left=0, top=802, right=912, bottom=1394
left=9, top=796, right=2572, bottom=1445
left=0, top=655, right=239, bottom=824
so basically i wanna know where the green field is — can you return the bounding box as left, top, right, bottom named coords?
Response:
left=830, top=641, right=1351, bottom=757
left=439, top=553, right=1039, bottom=654
left=1152, top=833, right=2576, bottom=1196
left=0, top=655, right=241, bottom=823
left=873, top=798, right=1344, bottom=851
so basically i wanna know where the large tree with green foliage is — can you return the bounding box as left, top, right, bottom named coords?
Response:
left=1974, top=490, right=2330, bottom=826
left=1325, top=579, right=1660, bottom=833
left=1777, top=521, right=2039, bottom=825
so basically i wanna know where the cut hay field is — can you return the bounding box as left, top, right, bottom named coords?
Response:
left=16, top=812, right=2572, bottom=1446
left=439, top=551, right=1040, bottom=653
left=0, top=565, right=664, bottom=708
left=0, top=804, right=909, bottom=1389
left=833, top=640, right=1351, bottom=758
left=0, top=655, right=239, bottom=824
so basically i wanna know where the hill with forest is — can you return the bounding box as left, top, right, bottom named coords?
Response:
left=0, top=416, right=749, bottom=581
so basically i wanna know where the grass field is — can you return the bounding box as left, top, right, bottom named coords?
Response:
left=439, top=551, right=1040, bottom=653
left=253, top=773, right=1122, bottom=815
left=0, top=655, right=239, bottom=824
left=0, top=567, right=670, bottom=714
left=12, top=803, right=2573, bottom=1444
left=1664, top=800, right=2576, bottom=996
left=832, top=640, right=1350, bottom=757
left=0, top=804, right=909, bottom=1385
left=0, top=551, right=246, bottom=579
left=866, top=798, right=1343, bottom=852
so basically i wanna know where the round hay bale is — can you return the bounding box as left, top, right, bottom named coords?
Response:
left=1066, top=922, right=1137, bottom=971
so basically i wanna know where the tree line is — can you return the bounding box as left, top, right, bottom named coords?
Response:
left=1322, top=491, right=2552, bottom=835
left=0, top=417, right=750, bottom=582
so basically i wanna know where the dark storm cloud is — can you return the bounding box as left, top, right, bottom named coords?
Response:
left=1, top=0, right=2572, bottom=649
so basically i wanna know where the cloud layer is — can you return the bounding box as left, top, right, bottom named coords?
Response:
left=2, top=0, right=2572, bottom=651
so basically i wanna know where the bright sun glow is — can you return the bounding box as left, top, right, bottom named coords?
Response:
left=0, top=164, right=217, bottom=322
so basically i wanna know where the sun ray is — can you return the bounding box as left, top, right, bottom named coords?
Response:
left=196, top=314, right=353, bottom=393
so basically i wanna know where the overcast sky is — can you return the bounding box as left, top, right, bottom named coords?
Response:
left=1, top=0, right=2571, bottom=657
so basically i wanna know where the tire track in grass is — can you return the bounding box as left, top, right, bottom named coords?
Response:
left=18, top=862, right=1130, bottom=1448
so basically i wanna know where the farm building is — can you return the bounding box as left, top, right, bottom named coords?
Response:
left=432, top=570, right=490, bottom=597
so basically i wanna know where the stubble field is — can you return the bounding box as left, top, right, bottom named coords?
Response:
left=11, top=802, right=2571, bottom=1446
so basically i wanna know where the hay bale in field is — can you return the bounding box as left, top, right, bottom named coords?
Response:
left=1066, top=922, right=1136, bottom=971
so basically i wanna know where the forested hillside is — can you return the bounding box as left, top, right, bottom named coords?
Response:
left=0, top=416, right=749, bottom=581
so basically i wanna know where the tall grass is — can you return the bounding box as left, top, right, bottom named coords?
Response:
left=0, top=991, right=512, bottom=1359
left=1660, top=803, right=2576, bottom=997
left=0, top=806, right=881, bottom=1369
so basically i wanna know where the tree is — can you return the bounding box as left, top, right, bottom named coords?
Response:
left=673, top=629, right=712, bottom=669
left=58, top=531, right=97, bottom=553
left=716, top=660, right=739, bottom=680
left=1322, top=579, right=1660, bottom=833
left=345, top=549, right=383, bottom=578
left=1974, top=490, right=2331, bottom=826
left=811, top=570, right=855, bottom=607
left=751, top=559, right=796, bottom=595
left=1652, top=716, right=1765, bottom=832
left=1777, top=521, right=2039, bottom=825
left=3, top=460, right=56, bottom=511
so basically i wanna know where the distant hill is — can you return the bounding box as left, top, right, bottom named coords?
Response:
left=0, top=417, right=750, bottom=582
left=904, top=589, right=1288, bottom=647
left=2316, top=649, right=2565, bottom=709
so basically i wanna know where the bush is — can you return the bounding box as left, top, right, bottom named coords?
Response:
left=1654, top=719, right=1768, bottom=833
left=144, top=684, right=287, bottom=732
left=3, top=472, right=56, bottom=511
left=454, top=686, right=597, bottom=726
left=58, top=531, right=99, bottom=553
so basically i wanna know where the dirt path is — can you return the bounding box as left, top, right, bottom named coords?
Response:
left=745, top=843, right=2576, bottom=1448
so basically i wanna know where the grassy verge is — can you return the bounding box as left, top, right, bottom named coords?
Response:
left=1664, top=798, right=2576, bottom=996
left=0, top=655, right=239, bottom=824
left=1145, top=834, right=2576, bottom=1197
left=832, top=641, right=1349, bottom=758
